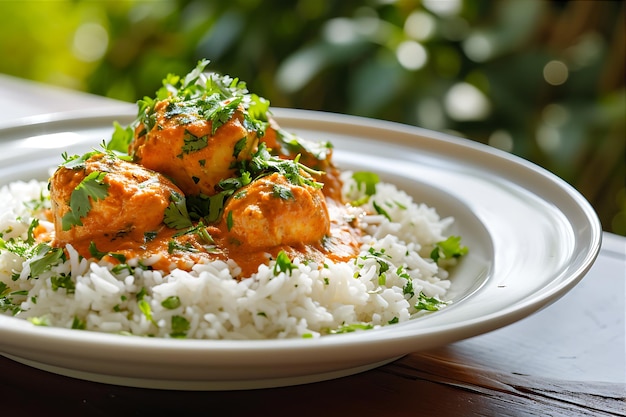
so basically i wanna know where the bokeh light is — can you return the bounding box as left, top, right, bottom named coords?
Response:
left=543, top=60, right=569, bottom=86
left=0, top=0, right=622, bottom=235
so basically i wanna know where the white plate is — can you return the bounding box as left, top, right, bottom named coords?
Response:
left=0, top=108, right=601, bottom=390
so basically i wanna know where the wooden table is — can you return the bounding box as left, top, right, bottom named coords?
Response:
left=1, top=75, right=624, bottom=416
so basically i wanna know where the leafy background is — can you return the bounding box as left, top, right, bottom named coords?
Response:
left=1, top=0, right=624, bottom=235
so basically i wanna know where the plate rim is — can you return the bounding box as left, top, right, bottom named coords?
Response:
left=0, top=108, right=602, bottom=387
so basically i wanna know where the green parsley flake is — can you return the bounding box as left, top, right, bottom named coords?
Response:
left=138, top=299, right=156, bottom=325
left=170, top=315, right=190, bottom=338
left=329, top=323, right=374, bottom=334
left=273, top=250, right=294, bottom=276
left=179, top=130, right=209, bottom=157
left=272, top=184, right=294, bottom=200
left=415, top=292, right=448, bottom=312
left=161, top=296, right=181, bottom=310
left=51, top=274, right=75, bottom=293
left=163, top=192, right=193, bottom=229
left=29, top=244, right=64, bottom=278
left=71, top=316, right=87, bottom=330
left=61, top=170, right=110, bottom=231
left=353, top=171, right=379, bottom=196
left=430, top=236, right=468, bottom=263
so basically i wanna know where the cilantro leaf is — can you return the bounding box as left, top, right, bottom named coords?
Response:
left=107, top=121, right=134, bottom=155
left=138, top=299, right=156, bottom=325
left=415, top=292, right=448, bottom=311
left=60, top=151, right=99, bottom=170
left=61, top=171, right=110, bottom=231
left=26, top=218, right=39, bottom=245
left=353, top=171, right=379, bottom=196
left=204, top=96, right=242, bottom=134
left=329, top=323, right=374, bottom=334
left=274, top=128, right=332, bottom=161
left=89, top=241, right=108, bottom=260
left=71, top=316, right=86, bottom=330
left=163, top=191, right=193, bottom=229
left=161, top=296, right=181, bottom=309
left=51, top=274, right=75, bottom=293
left=272, top=184, right=294, bottom=200
left=182, top=58, right=209, bottom=89
left=273, top=250, right=294, bottom=276
left=28, top=244, right=65, bottom=277
left=372, top=200, right=391, bottom=221
left=232, top=137, right=247, bottom=158
left=226, top=210, right=234, bottom=231
left=430, top=236, right=468, bottom=263
left=178, top=129, right=209, bottom=157
left=170, top=315, right=190, bottom=338
left=0, top=283, right=24, bottom=315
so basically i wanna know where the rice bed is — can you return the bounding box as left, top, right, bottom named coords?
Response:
left=0, top=172, right=454, bottom=339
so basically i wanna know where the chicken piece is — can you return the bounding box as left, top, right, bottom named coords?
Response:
left=220, top=172, right=330, bottom=249
left=49, top=152, right=183, bottom=254
left=129, top=99, right=258, bottom=196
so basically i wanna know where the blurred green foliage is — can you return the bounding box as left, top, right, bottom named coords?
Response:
left=0, top=0, right=624, bottom=235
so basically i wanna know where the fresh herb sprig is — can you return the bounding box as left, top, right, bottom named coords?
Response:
left=60, top=171, right=110, bottom=231
left=430, top=236, right=468, bottom=264
left=1, top=227, right=65, bottom=280
left=135, top=59, right=267, bottom=141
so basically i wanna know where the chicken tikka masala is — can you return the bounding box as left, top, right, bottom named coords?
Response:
left=48, top=60, right=361, bottom=277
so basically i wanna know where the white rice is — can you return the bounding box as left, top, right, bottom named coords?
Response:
left=0, top=173, right=455, bottom=339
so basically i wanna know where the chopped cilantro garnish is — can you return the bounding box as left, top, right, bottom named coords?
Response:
left=402, top=278, right=415, bottom=299
left=163, top=191, right=193, bottom=230
left=23, top=191, right=49, bottom=213
left=272, top=184, right=294, bottom=200
left=135, top=59, right=268, bottom=142
left=71, top=316, right=87, bottom=330
left=274, top=128, right=332, bottom=161
left=173, top=222, right=215, bottom=245
left=136, top=287, right=147, bottom=301
left=50, top=274, right=75, bottom=293
left=204, top=96, right=242, bottom=134
left=60, top=151, right=99, bottom=169
left=28, top=244, right=64, bottom=278
left=89, top=241, right=108, bottom=260
left=372, top=200, right=391, bottom=221
left=167, top=240, right=199, bottom=254
left=138, top=299, right=156, bottom=325
left=107, top=121, right=134, bottom=155
left=232, top=137, right=247, bottom=158
left=26, top=218, right=39, bottom=245
left=430, top=236, right=468, bottom=263
left=273, top=250, right=294, bottom=276
left=247, top=143, right=323, bottom=189
left=353, top=172, right=379, bottom=196
left=0, top=283, right=25, bottom=315
left=170, top=315, right=190, bottom=338
left=329, top=323, right=374, bottom=334
left=178, top=129, right=209, bottom=157
left=28, top=316, right=50, bottom=326
left=415, top=292, right=448, bottom=312
left=61, top=170, right=110, bottom=231
left=161, top=296, right=181, bottom=310
left=109, top=253, right=127, bottom=263
left=226, top=211, right=234, bottom=231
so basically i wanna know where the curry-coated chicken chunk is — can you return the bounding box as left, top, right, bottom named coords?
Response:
left=220, top=172, right=330, bottom=249
left=49, top=152, right=184, bottom=254
left=129, top=99, right=258, bottom=196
